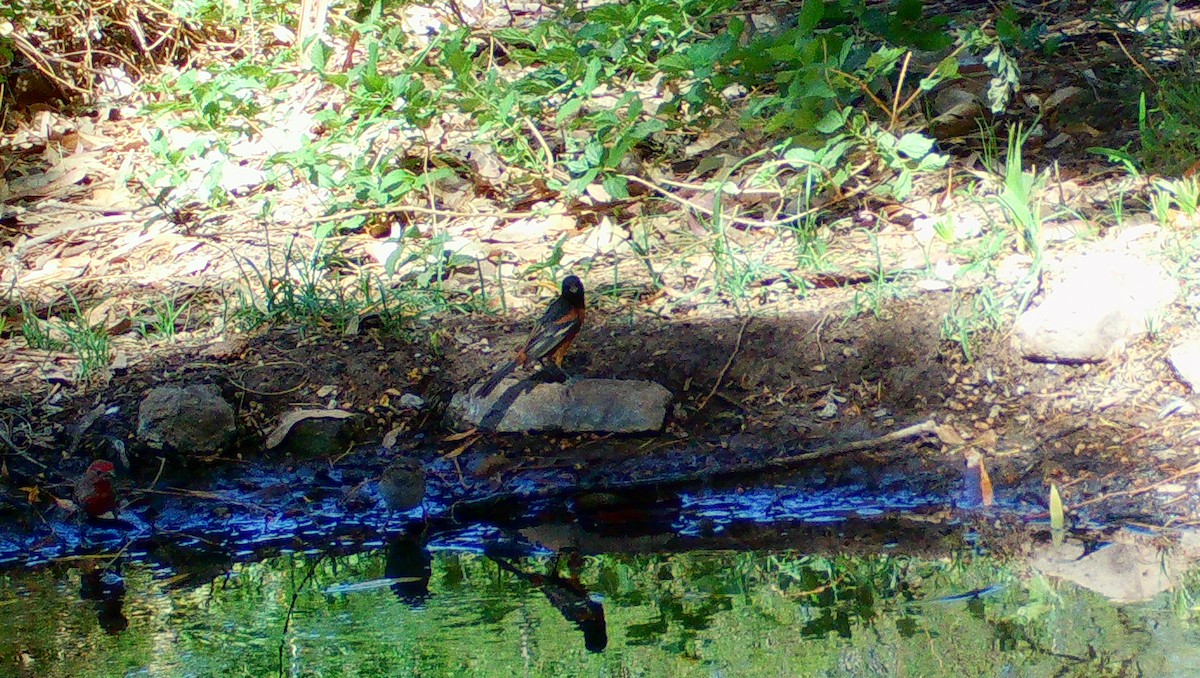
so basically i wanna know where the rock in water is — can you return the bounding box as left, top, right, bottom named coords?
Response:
left=449, top=378, right=672, bottom=433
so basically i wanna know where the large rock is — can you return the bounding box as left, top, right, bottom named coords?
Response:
left=1168, top=338, right=1200, bottom=392
left=1012, top=251, right=1176, bottom=363
left=137, top=384, right=236, bottom=454
left=449, top=378, right=672, bottom=433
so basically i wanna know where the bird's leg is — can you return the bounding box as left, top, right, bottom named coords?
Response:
left=533, top=361, right=566, bottom=383
left=541, top=360, right=580, bottom=384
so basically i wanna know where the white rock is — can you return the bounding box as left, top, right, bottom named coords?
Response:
left=1013, top=252, right=1177, bottom=363
left=1168, top=338, right=1200, bottom=392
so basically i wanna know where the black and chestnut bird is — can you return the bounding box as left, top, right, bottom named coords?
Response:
left=477, top=275, right=586, bottom=397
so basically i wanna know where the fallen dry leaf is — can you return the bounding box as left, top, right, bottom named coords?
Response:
left=443, top=429, right=478, bottom=442
left=441, top=434, right=479, bottom=460
left=265, top=408, right=355, bottom=449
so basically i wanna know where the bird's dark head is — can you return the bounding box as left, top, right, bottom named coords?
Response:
left=561, top=275, right=585, bottom=305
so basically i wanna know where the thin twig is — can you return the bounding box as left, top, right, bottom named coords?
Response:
left=1070, top=461, right=1200, bottom=510
left=768, top=419, right=941, bottom=467
left=889, top=51, right=911, bottom=130
left=7, top=214, right=139, bottom=262
left=524, top=118, right=556, bottom=177
left=147, top=456, right=167, bottom=491
left=622, top=171, right=878, bottom=229
left=696, top=316, right=752, bottom=413
left=304, top=203, right=571, bottom=225
left=1112, top=32, right=1153, bottom=82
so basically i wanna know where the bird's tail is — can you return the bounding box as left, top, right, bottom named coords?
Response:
left=476, top=360, right=517, bottom=398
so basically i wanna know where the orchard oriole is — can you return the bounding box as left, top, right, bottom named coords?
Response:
left=477, top=275, right=586, bottom=396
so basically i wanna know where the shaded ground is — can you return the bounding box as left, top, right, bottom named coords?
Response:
left=3, top=285, right=1199, bottom=556
left=4, top=0, right=1200, bottom=567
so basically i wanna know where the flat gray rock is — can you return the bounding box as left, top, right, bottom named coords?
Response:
left=449, top=378, right=672, bottom=433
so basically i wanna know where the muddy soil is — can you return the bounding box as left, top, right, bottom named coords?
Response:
left=2, top=281, right=1198, bottom=569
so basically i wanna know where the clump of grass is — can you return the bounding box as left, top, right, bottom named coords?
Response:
left=138, top=294, right=191, bottom=341
left=992, top=123, right=1046, bottom=262
left=941, top=287, right=1003, bottom=361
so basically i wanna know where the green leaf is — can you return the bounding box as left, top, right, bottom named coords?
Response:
left=920, top=56, right=961, bottom=92
left=897, top=0, right=923, bottom=21
left=307, top=40, right=331, bottom=71
left=602, top=174, right=630, bottom=200
left=556, top=97, right=585, bottom=123
left=796, top=0, right=825, bottom=33
left=896, top=132, right=935, bottom=158
left=814, top=108, right=847, bottom=134
left=1049, top=483, right=1064, bottom=531
left=580, top=58, right=602, bottom=95
left=631, top=118, right=666, bottom=138
left=583, top=142, right=605, bottom=167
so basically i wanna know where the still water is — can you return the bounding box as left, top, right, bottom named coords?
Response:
left=3, top=529, right=1200, bottom=677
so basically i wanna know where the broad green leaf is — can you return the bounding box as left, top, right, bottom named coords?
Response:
left=896, top=132, right=935, bottom=158
left=796, top=0, right=825, bottom=34
left=556, top=97, right=585, bottom=123
left=602, top=175, right=630, bottom=200
left=1049, top=483, right=1064, bottom=531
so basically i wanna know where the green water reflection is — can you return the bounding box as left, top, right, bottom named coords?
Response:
left=3, top=544, right=1200, bottom=677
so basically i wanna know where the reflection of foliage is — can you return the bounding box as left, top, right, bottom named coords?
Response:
left=0, top=547, right=1189, bottom=676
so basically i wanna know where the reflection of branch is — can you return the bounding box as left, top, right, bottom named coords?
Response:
left=278, top=555, right=323, bottom=673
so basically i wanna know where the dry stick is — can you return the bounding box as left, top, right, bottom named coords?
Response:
left=452, top=419, right=942, bottom=517
left=622, top=173, right=877, bottom=229
left=40, top=200, right=136, bottom=215
left=6, top=213, right=139, bottom=262
left=1069, top=460, right=1200, bottom=511
left=523, top=118, right=557, bottom=178
left=766, top=419, right=940, bottom=468
left=696, top=315, right=752, bottom=413
left=557, top=419, right=941, bottom=498
left=140, top=488, right=272, bottom=513
left=1112, top=32, right=1153, bottom=82
left=888, top=51, right=912, bottom=130
left=302, top=166, right=879, bottom=232
left=147, top=456, right=167, bottom=492
left=303, top=203, right=570, bottom=225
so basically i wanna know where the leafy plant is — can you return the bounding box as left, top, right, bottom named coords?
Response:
left=942, top=287, right=1002, bottom=361
left=992, top=124, right=1045, bottom=260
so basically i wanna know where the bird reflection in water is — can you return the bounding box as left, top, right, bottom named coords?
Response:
left=487, top=548, right=608, bottom=653
left=384, top=534, right=432, bottom=606
left=78, top=560, right=128, bottom=635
